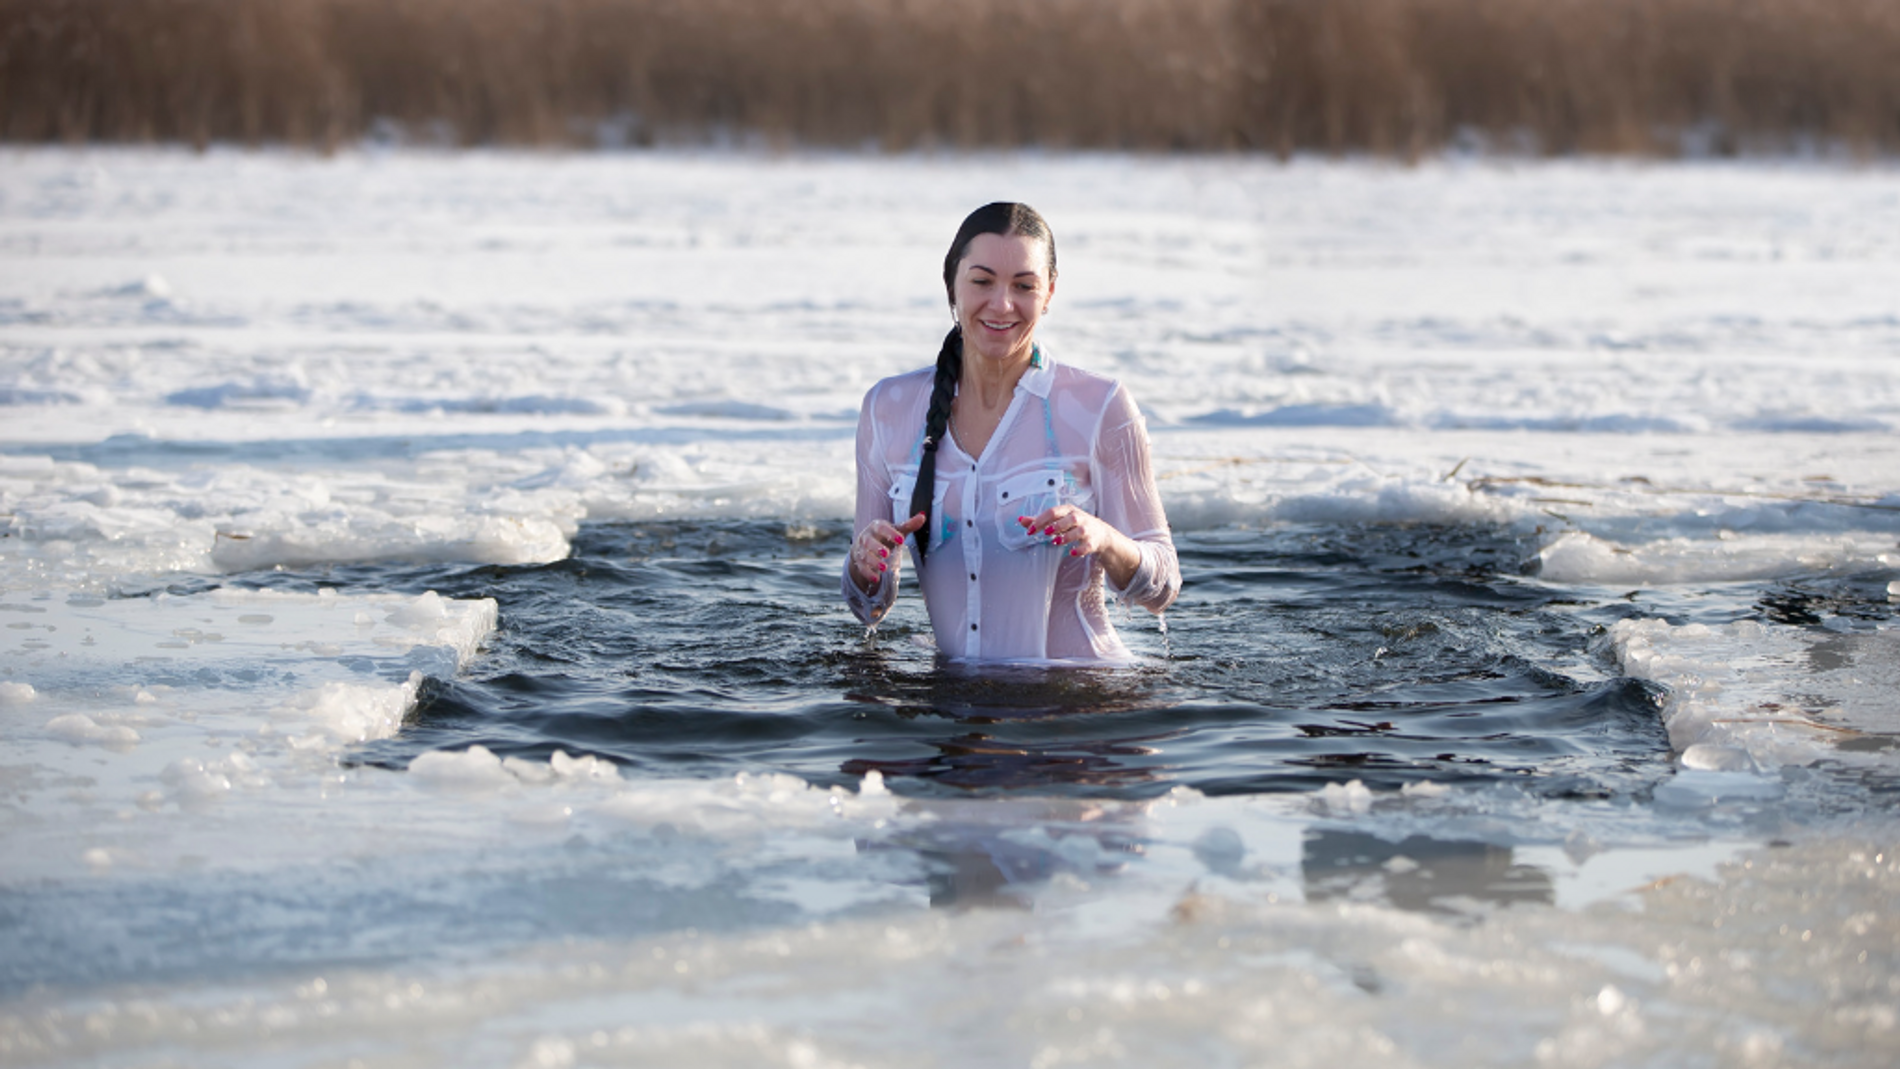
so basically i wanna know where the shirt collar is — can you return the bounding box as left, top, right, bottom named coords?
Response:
left=1018, top=345, right=1056, bottom=399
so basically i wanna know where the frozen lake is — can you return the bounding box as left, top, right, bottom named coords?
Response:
left=2, top=147, right=1898, bottom=1066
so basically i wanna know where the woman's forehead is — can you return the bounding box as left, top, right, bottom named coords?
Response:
left=960, top=232, right=1050, bottom=275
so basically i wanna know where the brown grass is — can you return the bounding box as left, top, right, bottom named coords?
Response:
left=2, top=0, right=1897, bottom=155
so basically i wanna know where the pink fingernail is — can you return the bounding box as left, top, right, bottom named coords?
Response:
left=1052, top=535, right=1064, bottom=546
left=893, top=535, right=904, bottom=545
left=878, top=548, right=888, bottom=559
left=1069, top=547, right=1081, bottom=557
left=878, top=563, right=887, bottom=573
left=1043, top=526, right=1055, bottom=536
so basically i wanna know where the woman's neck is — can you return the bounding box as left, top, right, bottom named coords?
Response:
left=959, top=342, right=1035, bottom=411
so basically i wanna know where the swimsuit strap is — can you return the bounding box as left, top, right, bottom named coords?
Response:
left=1031, top=345, right=1061, bottom=460
left=907, top=405, right=930, bottom=464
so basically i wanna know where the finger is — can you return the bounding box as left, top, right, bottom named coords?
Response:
left=1058, top=510, right=1097, bottom=550
left=853, top=526, right=898, bottom=577
left=1062, top=525, right=1092, bottom=556
left=895, top=511, right=928, bottom=536
left=863, top=521, right=904, bottom=549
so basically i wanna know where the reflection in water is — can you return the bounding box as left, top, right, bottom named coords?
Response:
left=1303, top=829, right=1554, bottom=914
left=837, top=656, right=1566, bottom=914
left=841, top=661, right=1182, bottom=792
left=839, top=733, right=1172, bottom=791
left=848, top=660, right=1172, bottom=720
left=857, top=797, right=1147, bottom=911
left=837, top=664, right=1177, bottom=907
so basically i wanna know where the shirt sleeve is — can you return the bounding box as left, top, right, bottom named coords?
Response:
left=1090, top=382, right=1181, bottom=614
left=842, top=382, right=901, bottom=625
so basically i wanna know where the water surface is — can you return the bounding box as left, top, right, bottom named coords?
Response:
left=314, top=522, right=1682, bottom=803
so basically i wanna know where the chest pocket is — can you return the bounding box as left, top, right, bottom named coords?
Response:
left=888, top=465, right=945, bottom=528
left=992, top=466, right=1092, bottom=551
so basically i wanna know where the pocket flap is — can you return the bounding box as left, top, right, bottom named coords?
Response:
left=994, top=469, right=1065, bottom=508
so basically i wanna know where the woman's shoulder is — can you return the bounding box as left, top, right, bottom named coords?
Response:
left=1047, top=359, right=1132, bottom=411
left=1050, top=360, right=1120, bottom=390
left=863, top=366, right=936, bottom=411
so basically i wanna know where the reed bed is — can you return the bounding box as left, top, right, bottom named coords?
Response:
left=3, top=0, right=1897, bottom=155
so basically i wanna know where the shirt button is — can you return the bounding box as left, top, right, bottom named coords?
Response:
left=970, top=623, right=978, bottom=631
left=966, top=519, right=973, bottom=527
left=969, top=573, right=977, bottom=581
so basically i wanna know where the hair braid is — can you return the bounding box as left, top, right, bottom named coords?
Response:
left=909, top=325, right=962, bottom=566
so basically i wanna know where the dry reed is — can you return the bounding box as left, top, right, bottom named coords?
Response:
left=3, top=0, right=1897, bottom=155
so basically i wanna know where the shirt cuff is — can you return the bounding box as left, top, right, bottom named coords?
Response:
left=842, top=556, right=898, bottom=624
left=1107, top=538, right=1179, bottom=613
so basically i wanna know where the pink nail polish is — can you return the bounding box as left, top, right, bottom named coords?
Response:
left=878, top=563, right=887, bottom=573
left=1043, top=526, right=1055, bottom=536
left=1069, top=547, right=1081, bottom=557
left=1052, top=535, right=1064, bottom=546
left=893, top=535, right=904, bottom=545
left=878, top=548, right=888, bottom=559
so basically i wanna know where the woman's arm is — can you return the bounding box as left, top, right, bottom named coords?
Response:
left=1084, top=382, right=1180, bottom=613
left=842, top=383, right=913, bottom=624
left=1017, top=381, right=1179, bottom=612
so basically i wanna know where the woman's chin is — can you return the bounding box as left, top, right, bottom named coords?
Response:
left=966, top=335, right=1031, bottom=366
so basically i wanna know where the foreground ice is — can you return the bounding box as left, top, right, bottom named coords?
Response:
left=2, top=758, right=1895, bottom=1066
left=1, top=587, right=496, bottom=885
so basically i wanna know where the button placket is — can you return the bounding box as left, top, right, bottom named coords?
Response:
left=961, top=463, right=983, bottom=658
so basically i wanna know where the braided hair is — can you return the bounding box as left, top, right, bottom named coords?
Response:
left=909, top=202, right=1057, bottom=566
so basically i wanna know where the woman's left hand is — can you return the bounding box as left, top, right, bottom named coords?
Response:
left=1018, top=505, right=1140, bottom=587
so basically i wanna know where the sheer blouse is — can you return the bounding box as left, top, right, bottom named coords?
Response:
left=842, top=352, right=1180, bottom=663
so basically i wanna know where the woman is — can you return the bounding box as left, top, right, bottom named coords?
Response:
left=843, top=202, right=1179, bottom=662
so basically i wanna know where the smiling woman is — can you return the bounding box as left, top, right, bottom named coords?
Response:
left=842, top=203, right=1181, bottom=663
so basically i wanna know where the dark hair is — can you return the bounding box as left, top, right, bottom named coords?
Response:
left=909, top=202, right=1057, bottom=566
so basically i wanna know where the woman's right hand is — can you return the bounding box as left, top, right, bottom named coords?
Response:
left=851, top=512, right=927, bottom=592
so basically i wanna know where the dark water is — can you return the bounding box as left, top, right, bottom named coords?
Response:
left=265, top=521, right=1682, bottom=802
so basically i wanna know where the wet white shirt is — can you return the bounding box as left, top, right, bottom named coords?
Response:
left=842, top=353, right=1179, bottom=663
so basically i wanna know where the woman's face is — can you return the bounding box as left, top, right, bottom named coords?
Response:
left=951, top=231, right=1054, bottom=368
